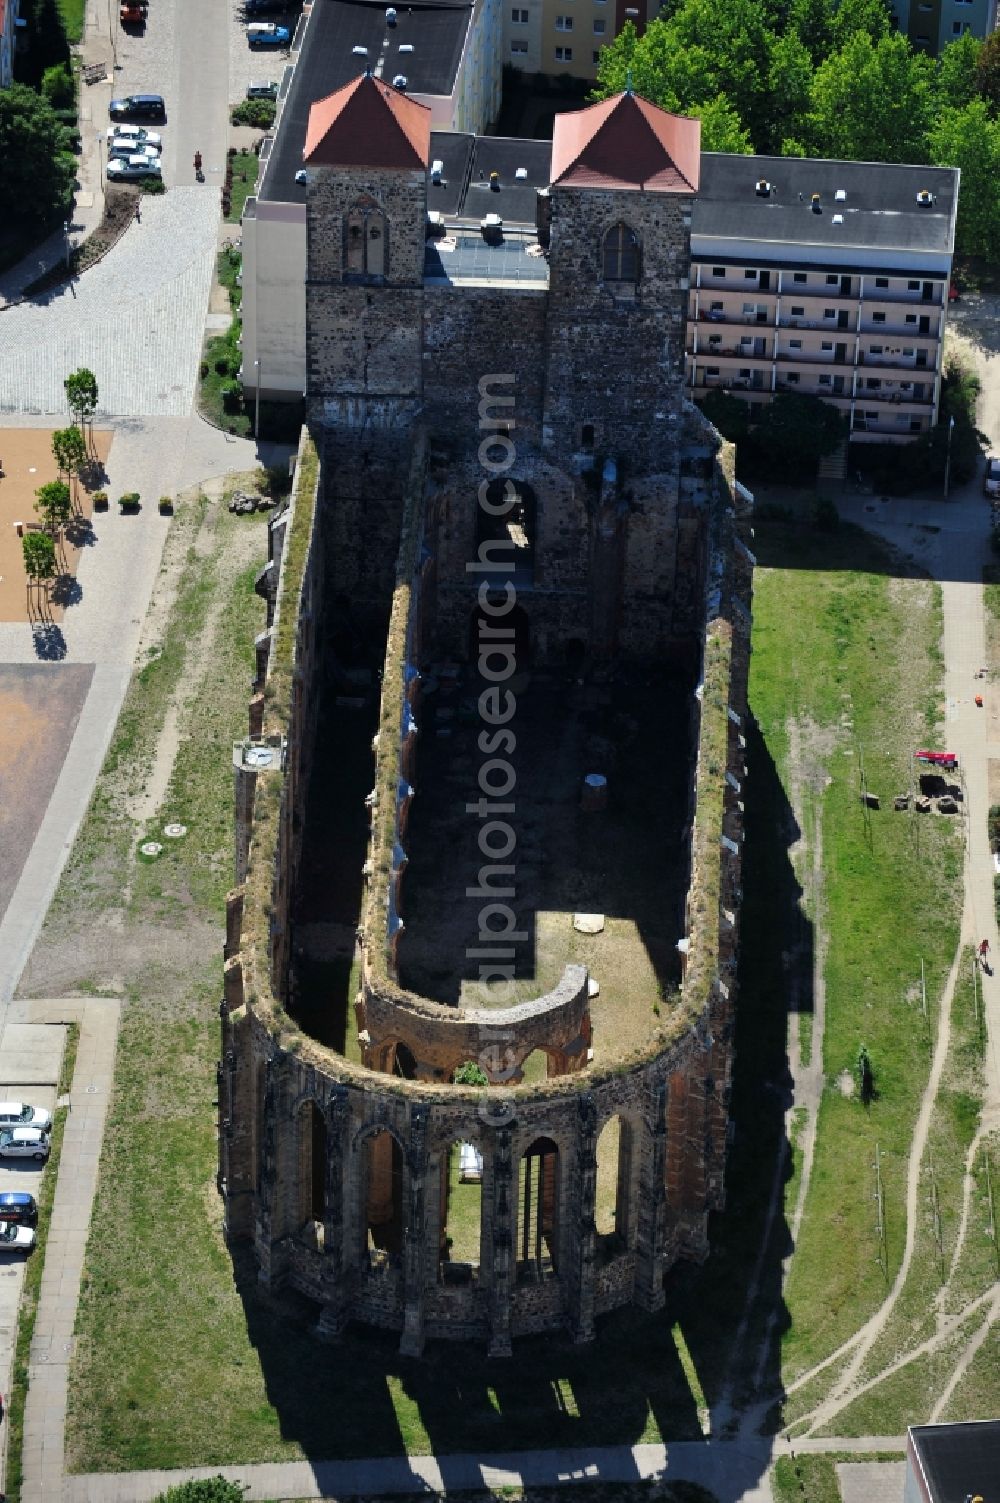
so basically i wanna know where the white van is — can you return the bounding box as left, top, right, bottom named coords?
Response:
left=0, top=1101, right=52, bottom=1132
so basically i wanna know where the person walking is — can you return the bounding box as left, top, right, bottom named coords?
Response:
left=979, top=938, right=990, bottom=967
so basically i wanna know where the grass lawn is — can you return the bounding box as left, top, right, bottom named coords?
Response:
left=748, top=502, right=962, bottom=1388
left=226, top=151, right=259, bottom=224
left=57, top=0, right=85, bottom=41
left=197, top=251, right=251, bottom=437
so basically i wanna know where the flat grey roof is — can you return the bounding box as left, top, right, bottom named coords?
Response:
left=259, top=0, right=472, bottom=205
left=910, top=1421, right=1000, bottom=1502
left=424, top=230, right=548, bottom=285
left=693, top=153, right=958, bottom=257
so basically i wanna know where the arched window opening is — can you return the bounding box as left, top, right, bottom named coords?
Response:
left=474, top=479, right=536, bottom=586
left=595, top=1115, right=632, bottom=1263
left=603, top=222, right=640, bottom=283
left=439, top=1140, right=482, bottom=1283
left=517, top=1136, right=559, bottom=1282
left=345, top=204, right=388, bottom=278
left=254, top=1060, right=267, bottom=1193
left=393, top=1041, right=417, bottom=1079
left=364, top=1129, right=404, bottom=1263
left=580, top=422, right=595, bottom=451
left=298, top=1100, right=327, bottom=1231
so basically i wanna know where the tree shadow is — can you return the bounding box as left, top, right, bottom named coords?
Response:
left=63, top=513, right=96, bottom=549
left=50, top=573, right=82, bottom=608
left=30, top=621, right=68, bottom=660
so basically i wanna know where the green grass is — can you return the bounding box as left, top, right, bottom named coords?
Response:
left=748, top=511, right=962, bottom=1385
left=225, top=152, right=258, bottom=224
left=771, top=1455, right=840, bottom=1503
left=57, top=0, right=85, bottom=42
left=5, top=1023, right=77, bottom=1503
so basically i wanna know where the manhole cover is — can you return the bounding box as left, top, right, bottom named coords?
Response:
left=140, top=841, right=162, bottom=857
left=163, top=823, right=187, bottom=838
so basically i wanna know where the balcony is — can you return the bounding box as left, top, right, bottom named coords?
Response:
left=694, top=308, right=775, bottom=329
left=861, top=285, right=944, bottom=306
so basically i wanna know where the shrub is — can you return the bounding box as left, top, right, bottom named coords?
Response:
left=153, top=1480, right=247, bottom=1503
left=139, top=176, right=165, bottom=195
left=813, top=496, right=840, bottom=532
left=454, top=1061, right=489, bottom=1086
left=158, top=496, right=173, bottom=515
left=220, top=380, right=243, bottom=411
left=92, top=490, right=108, bottom=509
left=856, top=1043, right=876, bottom=1106
left=118, top=491, right=140, bottom=511
left=41, top=63, right=74, bottom=110
left=214, top=352, right=237, bottom=377
left=230, top=98, right=276, bottom=128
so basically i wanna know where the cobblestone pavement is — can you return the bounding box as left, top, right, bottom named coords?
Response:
left=0, top=192, right=220, bottom=418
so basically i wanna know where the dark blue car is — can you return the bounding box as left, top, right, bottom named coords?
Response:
left=0, top=1191, right=38, bottom=1225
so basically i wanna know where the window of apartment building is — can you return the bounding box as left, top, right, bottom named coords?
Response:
left=710, top=300, right=723, bottom=311
left=789, top=338, right=802, bottom=349
left=744, top=268, right=757, bottom=280
left=555, top=15, right=573, bottom=28
left=819, top=374, right=832, bottom=385
left=706, top=366, right=720, bottom=376
left=511, top=38, right=528, bottom=50
left=866, top=377, right=882, bottom=389
left=786, top=373, right=800, bottom=384
left=823, top=308, right=835, bottom=319
left=793, top=272, right=807, bottom=283
left=825, top=274, right=838, bottom=285
left=592, top=50, right=601, bottom=60
left=511, top=7, right=528, bottom=20
left=905, top=314, right=917, bottom=324
left=902, top=347, right=915, bottom=356
left=910, top=419, right=922, bottom=432
left=739, top=368, right=751, bottom=380
left=907, top=279, right=920, bottom=290
left=790, top=305, right=804, bottom=316
left=873, top=311, right=886, bottom=323
left=952, top=22, right=971, bottom=34
left=712, top=266, right=726, bottom=277
left=821, top=341, right=833, bottom=351
left=593, top=18, right=606, bottom=31
left=555, top=44, right=573, bottom=58
left=874, top=277, right=889, bottom=288
left=869, top=344, right=883, bottom=354
left=915, top=33, right=930, bottom=45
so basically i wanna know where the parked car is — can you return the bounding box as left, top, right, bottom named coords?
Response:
left=245, top=0, right=287, bottom=12
left=109, top=93, right=165, bottom=121
left=0, top=1101, right=51, bottom=1132
left=119, top=1, right=146, bottom=22
left=985, top=456, right=1000, bottom=498
left=247, top=21, right=290, bottom=45
left=107, top=154, right=163, bottom=180
left=0, top=1221, right=36, bottom=1252
left=246, top=79, right=279, bottom=98
left=0, top=1128, right=50, bottom=1161
left=105, top=124, right=162, bottom=147
left=0, top=1191, right=38, bottom=1225
left=109, top=138, right=160, bottom=162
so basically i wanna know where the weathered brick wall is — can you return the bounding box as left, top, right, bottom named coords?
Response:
left=422, top=287, right=547, bottom=446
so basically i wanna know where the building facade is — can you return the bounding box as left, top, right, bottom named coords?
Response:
left=686, top=154, right=959, bottom=445
left=894, top=0, right=998, bottom=56
left=504, top=0, right=655, bottom=80
left=219, top=82, right=754, bottom=1354
left=0, top=0, right=19, bottom=89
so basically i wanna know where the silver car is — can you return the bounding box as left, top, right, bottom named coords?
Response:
left=109, top=138, right=160, bottom=162
left=0, top=1221, right=36, bottom=1252
left=107, top=155, right=163, bottom=180
left=0, top=1101, right=51, bottom=1132
left=0, top=1128, right=50, bottom=1161
left=105, top=124, right=162, bottom=147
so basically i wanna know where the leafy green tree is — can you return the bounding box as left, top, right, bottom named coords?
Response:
left=0, top=85, right=76, bottom=229
left=64, top=368, right=99, bottom=439
left=928, top=100, right=1000, bottom=257
left=748, top=392, right=848, bottom=479
left=41, top=62, right=75, bottom=110
left=12, top=0, right=70, bottom=86
left=453, top=1061, right=489, bottom=1086
left=22, top=530, right=56, bottom=583
left=974, top=29, right=1000, bottom=113
left=700, top=388, right=756, bottom=445
left=34, top=479, right=72, bottom=535
left=800, top=32, right=934, bottom=163
left=685, top=95, right=754, bottom=152
left=787, top=0, right=835, bottom=65
left=935, top=34, right=982, bottom=111
left=829, top=0, right=892, bottom=47
left=51, top=425, right=87, bottom=497
left=768, top=32, right=814, bottom=154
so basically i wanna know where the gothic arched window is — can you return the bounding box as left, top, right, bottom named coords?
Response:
left=602, top=222, right=640, bottom=283
left=344, top=204, right=388, bottom=278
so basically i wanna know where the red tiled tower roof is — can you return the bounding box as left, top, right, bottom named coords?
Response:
left=550, top=91, right=700, bottom=193
left=304, top=73, right=431, bottom=170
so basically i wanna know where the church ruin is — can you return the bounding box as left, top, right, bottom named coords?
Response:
left=218, top=79, right=754, bottom=1354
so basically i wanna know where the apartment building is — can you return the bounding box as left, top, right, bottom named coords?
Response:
left=686, top=154, right=959, bottom=445
left=894, top=0, right=998, bottom=57
left=504, top=0, right=655, bottom=82
left=0, top=0, right=19, bottom=88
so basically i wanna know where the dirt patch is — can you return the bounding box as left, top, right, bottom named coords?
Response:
left=838, top=1070, right=855, bottom=1099
left=0, top=427, right=113, bottom=623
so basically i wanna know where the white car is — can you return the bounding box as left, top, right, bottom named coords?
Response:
left=0, top=1128, right=50, bottom=1161
left=0, top=1221, right=36, bottom=1252
left=0, top=1101, right=51, bottom=1132
left=105, top=124, right=162, bottom=147
left=108, top=138, right=160, bottom=162
left=107, top=155, right=163, bottom=180
left=459, top=1143, right=483, bottom=1182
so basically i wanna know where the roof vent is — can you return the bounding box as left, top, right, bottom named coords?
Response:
left=393, top=73, right=407, bottom=88
left=352, top=44, right=368, bottom=54
left=916, top=188, right=934, bottom=206
left=832, top=213, right=844, bottom=225
left=398, top=41, right=414, bottom=51
left=431, top=157, right=444, bottom=183
left=835, top=188, right=846, bottom=202
left=385, top=5, right=397, bottom=21
left=810, top=192, right=822, bottom=214
left=515, top=166, right=528, bottom=180
left=755, top=177, right=771, bottom=197
left=625, top=6, right=639, bottom=12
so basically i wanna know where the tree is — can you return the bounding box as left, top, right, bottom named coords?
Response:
left=928, top=100, right=1000, bottom=257
left=747, top=392, right=848, bottom=480
left=22, top=530, right=56, bottom=613
left=34, top=479, right=72, bottom=536
left=684, top=94, right=754, bottom=153
left=700, top=388, right=756, bottom=445
left=51, top=425, right=87, bottom=499
left=801, top=32, right=934, bottom=163
left=64, top=368, right=99, bottom=442
left=787, top=0, right=835, bottom=65
left=935, top=33, right=982, bottom=112
left=40, top=62, right=75, bottom=110
left=453, top=1061, right=489, bottom=1086
left=0, top=85, right=76, bottom=230
left=767, top=32, right=814, bottom=154
left=974, top=29, right=1000, bottom=113
left=829, top=0, right=892, bottom=47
